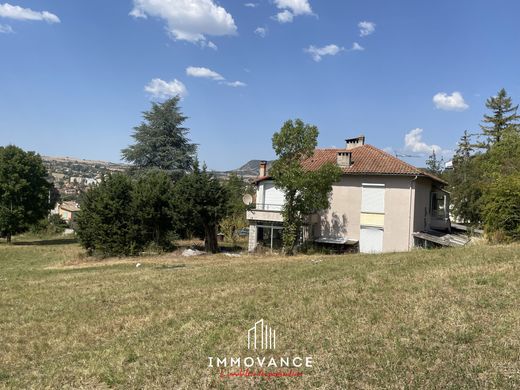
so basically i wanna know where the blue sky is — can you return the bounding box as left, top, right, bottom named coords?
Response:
left=1, top=0, right=519, bottom=170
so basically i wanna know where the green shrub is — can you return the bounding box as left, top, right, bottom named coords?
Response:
left=482, top=174, right=520, bottom=242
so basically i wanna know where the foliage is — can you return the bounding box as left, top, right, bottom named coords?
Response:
left=425, top=149, right=444, bottom=175
left=0, top=145, right=53, bottom=243
left=132, top=170, right=177, bottom=250
left=172, top=162, right=230, bottom=253
left=121, top=97, right=197, bottom=180
left=220, top=173, right=252, bottom=244
left=30, top=214, right=68, bottom=236
left=450, top=90, right=520, bottom=235
left=481, top=174, right=520, bottom=241
left=449, top=131, right=483, bottom=224
left=77, top=171, right=178, bottom=256
left=479, top=88, right=520, bottom=148
left=76, top=174, right=140, bottom=256
left=270, top=119, right=342, bottom=255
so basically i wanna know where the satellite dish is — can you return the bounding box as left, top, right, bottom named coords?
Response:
left=242, top=194, right=253, bottom=205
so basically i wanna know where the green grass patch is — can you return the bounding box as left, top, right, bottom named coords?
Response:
left=1, top=239, right=520, bottom=388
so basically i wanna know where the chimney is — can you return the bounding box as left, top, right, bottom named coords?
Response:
left=259, top=160, right=267, bottom=177
left=345, top=135, right=365, bottom=150
left=337, top=151, right=352, bottom=168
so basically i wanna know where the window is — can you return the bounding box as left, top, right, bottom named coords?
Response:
left=361, top=183, right=385, bottom=214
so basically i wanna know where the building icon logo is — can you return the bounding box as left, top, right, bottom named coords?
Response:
left=247, top=319, right=276, bottom=350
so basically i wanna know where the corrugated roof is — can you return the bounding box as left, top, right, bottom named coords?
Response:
left=256, top=144, right=446, bottom=184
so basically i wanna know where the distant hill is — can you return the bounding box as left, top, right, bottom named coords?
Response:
left=213, top=160, right=274, bottom=180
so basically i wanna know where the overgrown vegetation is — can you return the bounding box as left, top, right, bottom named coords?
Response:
left=270, top=119, right=342, bottom=255
left=447, top=88, right=520, bottom=241
left=76, top=98, right=239, bottom=256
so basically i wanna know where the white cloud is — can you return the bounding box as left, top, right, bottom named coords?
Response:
left=225, top=81, right=247, bottom=87
left=275, top=0, right=312, bottom=15
left=404, top=128, right=442, bottom=154
left=274, top=9, right=293, bottom=23
left=0, top=3, right=60, bottom=23
left=130, top=0, right=237, bottom=44
left=186, top=66, right=224, bottom=81
left=207, top=41, right=218, bottom=50
left=358, top=21, right=375, bottom=37
left=145, top=78, right=187, bottom=99
left=351, top=42, right=364, bottom=51
left=186, top=66, right=246, bottom=88
left=304, top=44, right=344, bottom=62
left=273, top=0, right=313, bottom=23
left=0, top=23, right=13, bottom=33
left=244, top=2, right=258, bottom=7
left=254, top=26, right=267, bottom=37
left=433, top=91, right=469, bottom=111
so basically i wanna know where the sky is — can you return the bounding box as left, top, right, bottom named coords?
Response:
left=1, top=0, right=519, bottom=170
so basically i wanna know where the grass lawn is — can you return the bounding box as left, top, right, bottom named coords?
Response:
left=2, top=238, right=520, bottom=389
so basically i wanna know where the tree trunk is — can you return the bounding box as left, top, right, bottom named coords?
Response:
left=204, top=224, right=219, bottom=253
left=6, top=232, right=11, bottom=244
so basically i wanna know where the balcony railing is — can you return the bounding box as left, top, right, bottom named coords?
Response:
left=255, top=203, right=283, bottom=212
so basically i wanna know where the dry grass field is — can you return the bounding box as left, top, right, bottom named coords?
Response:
left=2, top=237, right=520, bottom=389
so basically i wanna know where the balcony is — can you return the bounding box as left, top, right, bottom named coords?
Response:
left=246, top=203, right=283, bottom=222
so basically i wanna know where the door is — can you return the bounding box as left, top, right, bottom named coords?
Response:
left=360, top=226, right=384, bottom=253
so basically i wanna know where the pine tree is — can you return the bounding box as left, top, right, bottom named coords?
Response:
left=449, top=131, right=482, bottom=224
left=76, top=174, right=140, bottom=256
left=425, top=149, right=444, bottom=175
left=479, top=88, right=520, bottom=147
left=172, top=162, right=230, bottom=253
left=121, top=97, right=197, bottom=180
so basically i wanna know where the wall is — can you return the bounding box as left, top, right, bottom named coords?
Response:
left=317, top=175, right=417, bottom=252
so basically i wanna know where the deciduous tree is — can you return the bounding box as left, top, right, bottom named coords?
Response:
left=0, top=145, right=53, bottom=243
left=270, top=119, right=342, bottom=255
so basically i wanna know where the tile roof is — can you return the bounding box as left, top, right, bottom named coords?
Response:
left=256, top=144, right=446, bottom=184
left=60, top=201, right=80, bottom=212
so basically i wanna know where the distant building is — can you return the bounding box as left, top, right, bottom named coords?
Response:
left=57, top=201, right=80, bottom=223
left=84, top=178, right=101, bottom=186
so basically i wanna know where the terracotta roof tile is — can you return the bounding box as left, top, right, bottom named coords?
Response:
left=256, top=144, right=446, bottom=184
left=302, top=144, right=446, bottom=183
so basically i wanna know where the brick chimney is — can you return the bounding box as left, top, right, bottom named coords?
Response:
left=345, top=135, right=365, bottom=150
left=259, top=161, right=267, bottom=177
left=337, top=151, right=352, bottom=168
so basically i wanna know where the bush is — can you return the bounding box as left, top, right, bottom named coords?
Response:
left=76, top=174, right=139, bottom=256
left=482, top=174, right=520, bottom=242
left=30, top=214, right=68, bottom=236
left=76, top=172, right=179, bottom=257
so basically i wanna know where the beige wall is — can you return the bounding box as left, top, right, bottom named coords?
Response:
left=317, top=175, right=426, bottom=252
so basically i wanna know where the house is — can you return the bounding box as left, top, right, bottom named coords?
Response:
left=246, top=136, right=450, bottom=253
left=57, top=201, right=80, bottom=223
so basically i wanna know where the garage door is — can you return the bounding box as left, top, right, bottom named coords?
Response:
left=360, top=227, right=383, bottom=253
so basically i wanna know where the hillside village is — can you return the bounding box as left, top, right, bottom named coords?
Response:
left=44, top=155, right=271, bottom=201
